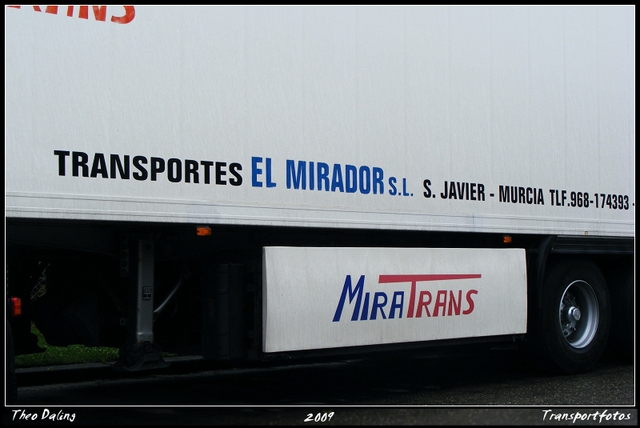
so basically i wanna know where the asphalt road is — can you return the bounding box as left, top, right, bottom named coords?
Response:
left=5, top=344, right=636, bottom=425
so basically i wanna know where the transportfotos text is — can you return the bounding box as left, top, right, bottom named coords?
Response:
left=541, top=409, right=632, bottom=423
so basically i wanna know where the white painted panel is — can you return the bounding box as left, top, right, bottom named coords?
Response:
left=5, top=6, right=634, bottom=237
left=262, top=247, right=527, bottom=353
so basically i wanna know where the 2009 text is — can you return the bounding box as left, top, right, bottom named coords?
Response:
left=304, top=412, right=335, bottom=423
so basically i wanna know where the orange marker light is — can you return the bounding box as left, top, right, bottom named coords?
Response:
left=503, top=236, right=513, bottom=244
left=196, top=227, right=212, bottom=236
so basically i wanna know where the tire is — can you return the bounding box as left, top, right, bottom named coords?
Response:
left=526, top=259, right=611, bottom=374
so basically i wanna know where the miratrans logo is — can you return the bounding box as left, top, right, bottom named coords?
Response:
left=333, top=274, right=481, bottom=322
left=7, top=5, right=135, bottom=24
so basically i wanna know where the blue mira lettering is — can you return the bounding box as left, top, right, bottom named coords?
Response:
left=332, top=275, right=365, bottom=322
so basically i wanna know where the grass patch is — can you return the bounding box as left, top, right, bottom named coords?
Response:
left=15, top=324, right=121, bottom=368
left=15, top=324, right=178, bottom=368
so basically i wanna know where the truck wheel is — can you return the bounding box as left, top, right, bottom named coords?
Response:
left=529, top=260, right=611, bottom=374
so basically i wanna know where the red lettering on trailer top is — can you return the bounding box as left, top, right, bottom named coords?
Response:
left=7, top=5, right=135, bottom=24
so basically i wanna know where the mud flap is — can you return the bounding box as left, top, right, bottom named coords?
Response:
left=262, top=247, right=527, bottom=353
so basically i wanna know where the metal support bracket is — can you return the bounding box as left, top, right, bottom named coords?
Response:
left=114, top=239, right=169, bottom=371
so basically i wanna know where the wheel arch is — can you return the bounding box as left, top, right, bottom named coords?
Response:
left=523, top=235, right=632, bottom=374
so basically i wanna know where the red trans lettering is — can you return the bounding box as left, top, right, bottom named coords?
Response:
left=378, top=274, right=481, bottom=318
left=415, top=289, right=477, bottom=317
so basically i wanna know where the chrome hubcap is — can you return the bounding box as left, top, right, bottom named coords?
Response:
left=559, top=280, right=599, bottom=349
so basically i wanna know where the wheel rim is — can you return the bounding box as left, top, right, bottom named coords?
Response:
left=558, top=280, right=599, bottom=349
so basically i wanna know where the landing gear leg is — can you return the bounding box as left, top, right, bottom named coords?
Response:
left=113, top=239, right=169, bottom=371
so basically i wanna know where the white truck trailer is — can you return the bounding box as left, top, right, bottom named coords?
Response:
left=6, top=5, right=634, bottom=384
